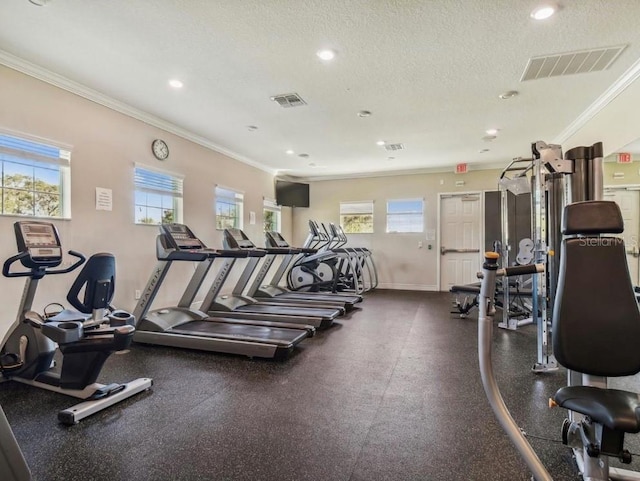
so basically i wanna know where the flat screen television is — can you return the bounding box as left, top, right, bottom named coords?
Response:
left=275, top=180, right=309, bottom=208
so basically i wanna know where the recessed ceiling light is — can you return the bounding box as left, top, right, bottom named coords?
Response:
left=285, top=149, right=295, bottom=155
left=482, top=135, right=497, bottom=142
left=246, top=125, right=258, bottom=131
left=316, top=49, right=336, bottom=61
left=168, top=79, right=184, bottom=89
left=298, top=153, right=310, bottom=158
left=376, top=140, right=386, bottom=146
left=498, top=90, right=519, bottom=100
left=357, top=110, right=372, bottom=117
left=28, top=0, right=51, bottom=5
left=387, top=157, right=395, bottom=161
left=531, top=4, right=556, bottom=20
left=485, top=128, right=499, bottom=136
left=479, top=148, right=490, bottom=153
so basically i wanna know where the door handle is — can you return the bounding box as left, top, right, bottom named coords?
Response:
left=627, top=246, right=640, bottom=258
left=440, top=247, right=480, bottom=255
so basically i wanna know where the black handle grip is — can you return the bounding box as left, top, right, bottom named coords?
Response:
left=3, top=250, right=85, bottom=278
left=2, top=252, right=30, bottom=277
left=503, top=264, right=544, bottom=277
left=207, top=249, right=249, bottom=258
left=46, top=250, right=86, bottom=275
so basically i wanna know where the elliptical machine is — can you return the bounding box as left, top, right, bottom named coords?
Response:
left=287, top=221, right=342, bottom=293
left=0, top=221, right=152, bottom=425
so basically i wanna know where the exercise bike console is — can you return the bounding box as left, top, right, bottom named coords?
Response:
left=3, top=221, right=85, bottom=279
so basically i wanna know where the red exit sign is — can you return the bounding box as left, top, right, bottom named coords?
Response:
left=455, top=163, right=468, bottom=174
left=618, top=152, right=632, bottom=163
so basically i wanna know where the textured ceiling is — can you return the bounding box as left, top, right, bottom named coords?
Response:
left=1, top=0, right=640, bottom=178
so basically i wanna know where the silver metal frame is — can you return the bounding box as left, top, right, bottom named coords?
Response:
left=0, top=406, right=30, bottom=481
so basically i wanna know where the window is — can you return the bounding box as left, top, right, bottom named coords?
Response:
left=263, top=198, right=281, bottom=233
left=216, top=186, right=243, bottom=230
left=0, top=132, right=71, bottom=218
left=340, top=201, right=374, bottom=234
left=134, top=165, right=183, bottom=225
left=386, top=198, right=424, bottom=233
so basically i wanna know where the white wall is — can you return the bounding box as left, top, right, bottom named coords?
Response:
left=292, top=169, right=502, bottom=290
left=1, top=60, right=630, bottom=341
left=0, top=65, right=291, bottom=339
left=291, top=161, right=639, bottom=292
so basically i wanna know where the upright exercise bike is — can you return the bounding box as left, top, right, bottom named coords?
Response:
left=0, top=220, right=152, bottom=425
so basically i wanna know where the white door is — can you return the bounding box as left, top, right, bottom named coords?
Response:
left=604, top=189, right=640, bottom=285
left=439, top=193, right=481, bottom=291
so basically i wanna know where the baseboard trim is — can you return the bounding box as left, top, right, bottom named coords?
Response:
left=376, top=283, right=439, bottom=291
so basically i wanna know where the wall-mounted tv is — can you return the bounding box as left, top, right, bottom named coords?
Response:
left=275, top=180, right=310, bottom=208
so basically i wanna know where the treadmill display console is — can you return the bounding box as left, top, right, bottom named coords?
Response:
left=161, top=224, right=205, bottom=250
left=224, top=229, right=254, bottom=249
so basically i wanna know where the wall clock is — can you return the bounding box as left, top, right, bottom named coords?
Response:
left=151, top=139, right=169, bottom=160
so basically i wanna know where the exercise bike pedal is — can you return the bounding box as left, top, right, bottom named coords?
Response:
left=88, top=383, right=127, bottom=400
left=0, top=353, right=24, bottom=373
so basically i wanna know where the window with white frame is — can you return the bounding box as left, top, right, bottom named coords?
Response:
left=263, top=198, right=281, bottom=233
left=340, top=201, right=374, bottom=234
left=134, top=165, right=183, bottom=225
left=386, top=198, right=424, bottom=233
left=0, top=132, right=71, bottom=218
left=216, top=186, right=243, bottom=230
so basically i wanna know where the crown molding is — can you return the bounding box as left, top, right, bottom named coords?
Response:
left=0, top=50, right=276, bottom=175
left=0, top=49, right=547, bottom=183
left=292, top=160, right=507, bottom=182
left=554, top=55, right=640, bottom=145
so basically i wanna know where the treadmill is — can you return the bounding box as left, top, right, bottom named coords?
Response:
left=132, top=224, right=313, bottom=360
left=198, top=229, right=343, bottom=329
left=249, top=231, right=363, bottom=310
left=166, top=227, right=335, bottom=329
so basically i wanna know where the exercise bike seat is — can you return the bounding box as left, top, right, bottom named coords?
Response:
left=47, top=309, right=91, bottom=323
left=554, top=386, right=640, bottom=433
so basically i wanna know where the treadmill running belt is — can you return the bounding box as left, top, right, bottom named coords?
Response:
left=237, top=305, right=339, bottom=320
left=171, top=321, right=307, bottom=344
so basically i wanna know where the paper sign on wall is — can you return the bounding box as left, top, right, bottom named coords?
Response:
left=249, top=211, right=256, bottom=225
left=95, top=187, right=113, bottom=211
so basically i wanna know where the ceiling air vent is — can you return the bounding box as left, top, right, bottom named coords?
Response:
left=521, top=45, right=627, bottom=81
left=384, top=143, right=404, bottom=151
left=270, top=93, right=307, bottom=108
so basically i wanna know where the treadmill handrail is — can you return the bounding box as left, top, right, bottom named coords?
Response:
left=201, top=248, right=249, bottom=258
left=162, top=250, right=209, bottom=262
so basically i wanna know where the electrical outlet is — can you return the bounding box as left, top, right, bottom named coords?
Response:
left=135, top=290, right=141, bottom=300
left=418, top=241, right=423, bottom=249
